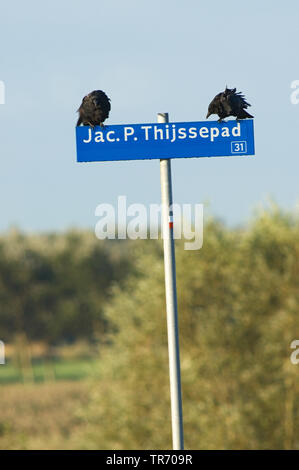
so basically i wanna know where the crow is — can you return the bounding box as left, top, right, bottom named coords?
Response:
left=76, top=90, right=111, bottom=128
left=206, top=87, right=253, bottom=122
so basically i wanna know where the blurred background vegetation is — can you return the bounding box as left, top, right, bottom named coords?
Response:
left=0, top=206, right=298, bottom=449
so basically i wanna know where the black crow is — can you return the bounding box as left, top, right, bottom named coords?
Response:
left=76, top=90, right=111, bottom=128
left=206, top=87, right=253, bottom=122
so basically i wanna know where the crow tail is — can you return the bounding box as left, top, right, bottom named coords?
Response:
left=237, top=110, right=254, bottom=119
left=76, top=116, right=82, bottom=126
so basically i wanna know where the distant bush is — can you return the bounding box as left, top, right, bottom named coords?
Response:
left=0, top=229, right=132, bottom=344
left=77, top=207, right=299, bottom=449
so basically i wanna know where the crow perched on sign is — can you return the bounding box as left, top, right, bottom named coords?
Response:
left=76, top=90, right=111, bottom=128
left=206, top=87, right=253, bottom=122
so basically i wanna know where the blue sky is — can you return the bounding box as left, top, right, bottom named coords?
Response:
left=0, top=0, right=298, bottom=232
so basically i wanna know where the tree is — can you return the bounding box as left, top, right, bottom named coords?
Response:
left=78, top=208, right=299, bottom=449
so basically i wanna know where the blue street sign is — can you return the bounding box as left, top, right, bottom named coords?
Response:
left=76, top=119, right=255, bottom=162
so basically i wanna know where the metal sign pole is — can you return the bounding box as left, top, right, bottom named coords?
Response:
left=158, top=112, right=184, bottom=450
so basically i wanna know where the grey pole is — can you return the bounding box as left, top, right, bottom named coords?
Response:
left=158, top=112, right=184, bottom=450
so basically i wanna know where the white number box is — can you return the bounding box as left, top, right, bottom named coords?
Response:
left=231, top=141, right=247, bottom=154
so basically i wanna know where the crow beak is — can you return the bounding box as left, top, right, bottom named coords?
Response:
left=206, top=112, right=211, bottom=119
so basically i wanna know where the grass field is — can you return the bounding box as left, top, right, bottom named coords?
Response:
left=0, top=358, right=99, bottom=385
left=0, top=380, right=91, bottom=449
left=0, top=344, right=102, bottom=449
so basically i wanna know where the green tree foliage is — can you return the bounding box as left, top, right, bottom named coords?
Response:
left=78, top=207, right=299, bottom=449
left=0, top=229, right=132, bottom=344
